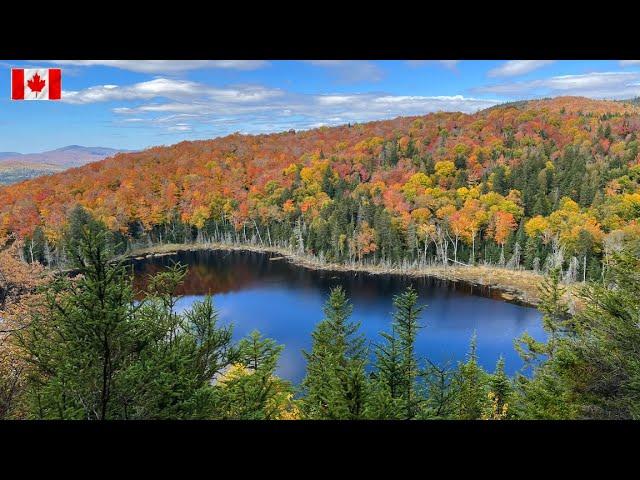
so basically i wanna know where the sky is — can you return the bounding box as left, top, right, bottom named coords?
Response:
left=1, top=59, right=640, bottom=153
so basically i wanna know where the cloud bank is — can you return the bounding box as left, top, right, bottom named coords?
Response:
left=47, top=60, right=269, bottom=73
left=476, top=71, right=640, bottom=98
left=62, top=78, right=500, bottom=136
left=488, top=60, right=555, bottom=78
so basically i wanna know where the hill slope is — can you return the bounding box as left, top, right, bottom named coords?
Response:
left=1, top=96, right=639, bottom=279
left=0, top=146, right=131, bottom=185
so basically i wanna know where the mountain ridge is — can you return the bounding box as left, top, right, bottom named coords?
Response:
left=0, top=145, right=132, bottom=168
left=0, top=145, right=133, bottom=185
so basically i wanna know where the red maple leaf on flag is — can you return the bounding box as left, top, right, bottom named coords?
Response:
left=27, top=73, right=46, bottom=93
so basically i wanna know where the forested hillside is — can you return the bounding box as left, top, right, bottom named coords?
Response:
left=0, top=146, right=129, bottom=185
left=1, top=96, right=639, bottom=280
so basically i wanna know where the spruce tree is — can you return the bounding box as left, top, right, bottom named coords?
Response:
left=454, top=334, right=488, bottom=420
left=212, top=332, right=296, bottom=420
left=485, top=357, right=512, bottom=419
left=368, top=286, right=424, bottom=419
left=238, top=330, right=280, bottom=371
left=392, top=285, right=424, bottom=419
left=301, top=286, right=368, bottom=419
left=18, top=211, right=240, bottom=419
left=21, top=218, right=136, bottom=419
left=366, top=327, right=404, bottom=419
left=516, top=248, right=640, bottom=419
left=515, top=267, right=571, bottom=365
left=421, top=359, right=456, bottom=419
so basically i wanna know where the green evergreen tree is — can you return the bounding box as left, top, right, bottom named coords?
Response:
left=301, top=286, right=368, bottom=419
left=18, top=212, right=239, bottom=419
left=454, top=334, right=488, bottom=419
left=393, top=285, right=424, bottom=419
left=211, top=332, right=294, bottom=420
left=238, top=330, right=280, bottom=371
left=20, top=218, right=137, bottom=419
left=420, top=359, right=456, bottom=419
left=516, top=248, right=640, bottom=419
left=487, top=356, right=512, bottom=417
left=368, top=286, right=424, bottom=419
left=366, top=326, right=404, bottom=419
left=515, top=267, right=572, bottom=366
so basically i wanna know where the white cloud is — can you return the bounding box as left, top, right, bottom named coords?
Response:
left=168, top=123, right=192, bottom=132
left=63, top=76, right=502, bottom=140
left=476, top=71, right=640, bottom=98
left=109, top=89, right=499, bottom=133
left=112, top=91, right=498, bottom=119
left=305, top=60, right=385, bottom=83
left=488, top=60, right=555, bottom=77
left=46, top=60, right=268, bottom=73
left=406, top=60, right=460, bottom=70
left=620, top=60, right=640, bottom=67
left=63, top=79, right=284, bottom=105
left=314, top=94, right=497, bottom=118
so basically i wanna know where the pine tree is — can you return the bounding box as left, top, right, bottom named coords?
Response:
left=421, top=359, right=456, bottom=419
left=369, top=286, right=424, bottom=419
left=301, top=286, right=368, bottom=419
left=393, top=285, right=424, bottom=419
left=366, top=327, right=404, bottom=419
left=211, top=332, right=296, bottom=420
left=238, top=330, right=280, bottom=371
left=454, top=334, right=488, bottom=420
left=486, top=357, right=512, bottom=418
left=20, top=218, right=136, bottom=419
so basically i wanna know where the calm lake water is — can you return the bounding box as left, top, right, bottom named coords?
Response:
left=131, top=249, right=544, bottom=384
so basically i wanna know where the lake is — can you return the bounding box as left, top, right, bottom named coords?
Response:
left=131, top=249, right=544, bottom=384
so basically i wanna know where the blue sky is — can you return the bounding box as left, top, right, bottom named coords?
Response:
left=1, top=60, right=640, bottom=153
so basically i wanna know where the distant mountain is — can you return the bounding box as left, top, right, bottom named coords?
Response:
left=0, top=145, right=132, bottom=185
left=0, top=145, right=131, bottom=169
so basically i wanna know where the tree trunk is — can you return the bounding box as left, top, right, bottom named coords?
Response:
left=471, top=232, right=475, bottom=266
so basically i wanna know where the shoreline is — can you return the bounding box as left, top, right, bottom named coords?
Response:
left=121, top=242, right=550, bottom=307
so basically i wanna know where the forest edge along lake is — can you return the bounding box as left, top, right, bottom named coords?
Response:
left=129, top=247, right=545, bottom=385
left=125, top=242, right=549, bottom=306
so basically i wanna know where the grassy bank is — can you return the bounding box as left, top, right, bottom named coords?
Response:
left=119, top=242, right=574, bottom=307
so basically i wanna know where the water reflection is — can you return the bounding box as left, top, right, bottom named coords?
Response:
left=132, top=249, right=545, bottom=384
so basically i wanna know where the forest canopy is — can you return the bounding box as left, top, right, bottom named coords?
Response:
left=2, top=96, right=639, bottom=281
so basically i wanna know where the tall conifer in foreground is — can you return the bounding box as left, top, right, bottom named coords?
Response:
left=19, top=217, right=135, bottom=419
left=368, top=285, right=424, bottom=419
left=454, top=334, right=489, bottom=420
left=301, top=286, right=368, bottom=419
left=17, top=209, right=242, bottom=419
left=366, top=326, right=404, bottom=419
left=393, top=286, right=423, bottom=419
left=515, top=248, right=640, bottom=419
left=212, top=331, right=297, bottom=420
left=482, top=356, right=512, bottom=419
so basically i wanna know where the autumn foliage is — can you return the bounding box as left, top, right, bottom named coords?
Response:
left=0, top=236, right=50, bottom=418
left=0, top=96, right=638, bottom=275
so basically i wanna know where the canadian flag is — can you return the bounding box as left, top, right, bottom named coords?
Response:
left=11, top=68, right=61, bottom=100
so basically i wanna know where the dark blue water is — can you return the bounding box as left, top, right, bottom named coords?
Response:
left=132, top=249, right=544, bottom=384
